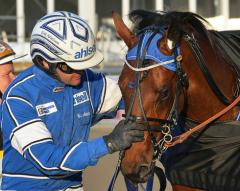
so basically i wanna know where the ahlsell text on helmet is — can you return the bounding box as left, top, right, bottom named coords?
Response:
left=74, top=44, right=96, bottom=59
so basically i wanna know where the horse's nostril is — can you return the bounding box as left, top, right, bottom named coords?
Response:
left=123, top=164, right=152, bottom=183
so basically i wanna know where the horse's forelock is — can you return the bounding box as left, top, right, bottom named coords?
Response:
left=129, top=10, right=211, bottom=44
left=129, top=10, right=165, bottom=34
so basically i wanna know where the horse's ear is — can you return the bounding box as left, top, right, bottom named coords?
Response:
left=112, top=11, right=138, bottom=48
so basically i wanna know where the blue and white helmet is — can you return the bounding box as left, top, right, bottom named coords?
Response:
left=30, top=11, right=103, bottom=70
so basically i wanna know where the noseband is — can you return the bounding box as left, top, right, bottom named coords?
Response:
left=123, top=29, right=188, bottom=161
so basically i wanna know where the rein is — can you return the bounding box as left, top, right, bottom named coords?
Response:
left=107, top=151, right=123, bottom=191
left=166, top=94, right=240, bottom=147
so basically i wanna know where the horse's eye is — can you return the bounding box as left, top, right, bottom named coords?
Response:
left=159, top=87, right=170, bottom=101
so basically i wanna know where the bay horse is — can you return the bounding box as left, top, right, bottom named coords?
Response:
left=112, top=10, right=240, bottom=191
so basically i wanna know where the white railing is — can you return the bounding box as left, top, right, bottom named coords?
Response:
left=207, top=17, right=240, bottom=30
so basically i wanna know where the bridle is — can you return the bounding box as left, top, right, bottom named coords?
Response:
left=107, top=29, right=183, bottom=191
left=123, top=29, right=188, bottom=161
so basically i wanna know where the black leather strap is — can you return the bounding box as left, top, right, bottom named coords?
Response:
left=184, top=35, right=238, bottom=105
left=154, top=166, right=167, bottom=191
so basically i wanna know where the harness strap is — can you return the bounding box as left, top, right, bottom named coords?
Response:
left=135, top=31, right=164, bottom=158
left=122, top=114, right=172, bottom=126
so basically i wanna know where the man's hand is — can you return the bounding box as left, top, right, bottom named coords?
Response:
left=103, top=120, right=145, bottom=153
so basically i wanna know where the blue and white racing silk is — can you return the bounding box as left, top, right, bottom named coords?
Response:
left=0, top=65, right=123, bottom=191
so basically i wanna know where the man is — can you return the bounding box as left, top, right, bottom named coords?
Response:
left=0, top=40, right=16, bottom=152
left=0, top=11, right=144, bottom=191
left=0, top=40, right=26, bottom=157
left=0, top=40, right=23, bottom=101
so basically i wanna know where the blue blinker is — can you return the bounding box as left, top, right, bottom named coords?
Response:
left=126, top=32, right=180, bottom=72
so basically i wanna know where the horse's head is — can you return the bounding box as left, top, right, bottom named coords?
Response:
left=113, top=10, right=190, bottom=183
left=113, top=10, right=239, bottom=183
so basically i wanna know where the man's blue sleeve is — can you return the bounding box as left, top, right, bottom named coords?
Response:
left=2, top=97, right=109, bottom=176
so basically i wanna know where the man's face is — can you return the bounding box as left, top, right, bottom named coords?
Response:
left=0, top=61, right=14, bottom=76
left=0, top=61, right=15, bottom=93
left=41, top=60, right=84, bottom=86
left=55, top=67, right=83, bottom=86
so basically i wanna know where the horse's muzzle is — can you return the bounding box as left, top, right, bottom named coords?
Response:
left=122, top=163, right=154, bottom=183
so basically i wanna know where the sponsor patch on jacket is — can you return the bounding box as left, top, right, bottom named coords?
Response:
left=73, top=91, right=89, bottom=106
left=36, top=102, right=57, bottom=116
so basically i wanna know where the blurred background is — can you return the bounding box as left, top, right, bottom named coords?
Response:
left=0, top=0, right=240, bottom=190
left=1, top=0, right=240, bottom=74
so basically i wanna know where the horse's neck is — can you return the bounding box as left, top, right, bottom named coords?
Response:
left=181, top=39, right=239, bottom=122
